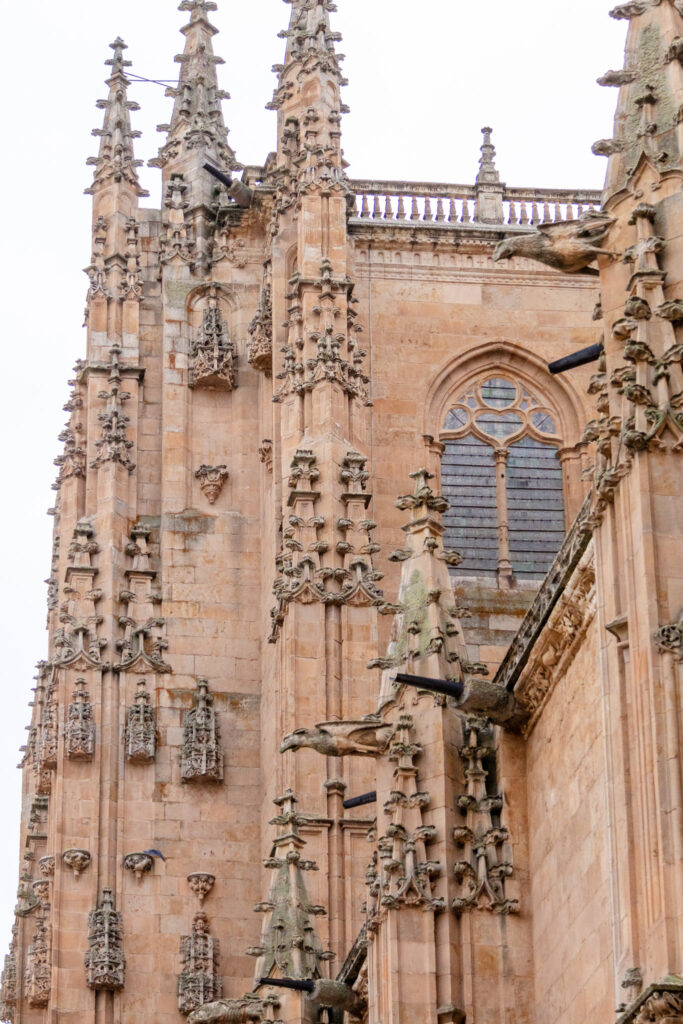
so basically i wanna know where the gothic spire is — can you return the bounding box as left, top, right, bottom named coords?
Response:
left=86, top=38, right=148, bottom=197
left=594, top=0, right=683, bottom=201
left=152, top=0, right=239, bottom=173
left=248, top=790, right=334, bottom=982
left=271, top=0, right=348, bottom=175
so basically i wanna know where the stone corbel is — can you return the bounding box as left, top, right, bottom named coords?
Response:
left=62, top=849, right=91, bottom=879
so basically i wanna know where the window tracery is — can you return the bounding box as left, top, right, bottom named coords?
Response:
left=441, top=374, right=566, bottom=582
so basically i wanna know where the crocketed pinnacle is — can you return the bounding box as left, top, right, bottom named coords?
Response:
left=152, top=0, right=239, bottom=171
left=86, top=38, right=148, bottom=197
left=270, top=0, right=347, bottom=112
left=595, top=0, right=682, bottom=200
left=249, top=790, right=334, bottom=982
left=476, top=127, right=500, bottom=185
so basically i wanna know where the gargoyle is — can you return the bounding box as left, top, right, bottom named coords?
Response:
left=492, top=210, right=615, bottom=275
left=280, top=718, right=395, bottom=757
left=187, top=998, right=264, bottom=1023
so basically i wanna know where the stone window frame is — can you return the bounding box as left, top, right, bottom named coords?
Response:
left=423, top=341, right=588, bottom=584
left=440, top=372, right=565, bottom=584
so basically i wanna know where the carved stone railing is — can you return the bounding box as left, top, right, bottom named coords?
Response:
left=493, top=494, right=594, bottom=694
left=349, top=180, right=602, bottom=227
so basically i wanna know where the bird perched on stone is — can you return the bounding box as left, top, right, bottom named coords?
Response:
left=492, top=210, right=615, bottom=275
left=280, top=718, right=395, bottom=757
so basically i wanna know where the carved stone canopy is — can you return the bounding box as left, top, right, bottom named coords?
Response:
left=187, top=873, right=216, bottom=903
left=195, top=465, right=229, bottom=504
left=123, top=852, right=154, bottom=881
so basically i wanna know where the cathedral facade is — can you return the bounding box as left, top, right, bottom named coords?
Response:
left=2, top=1, right=682, bottom=1022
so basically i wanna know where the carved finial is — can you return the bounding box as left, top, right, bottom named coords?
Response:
left=85, top=39, right=148, bottom=197
left=476, top=126, right=500, bottom=185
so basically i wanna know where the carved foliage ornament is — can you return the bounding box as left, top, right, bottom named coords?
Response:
left=65, top=679, right=95, bottom=761
left=24, top=917, right=50, bottom=1008
left=654, top=619, right=683, bottom=658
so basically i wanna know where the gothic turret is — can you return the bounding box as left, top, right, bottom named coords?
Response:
left=85, top=38, right=148, bottom=202
left=474, top=127, right=505, bottom=223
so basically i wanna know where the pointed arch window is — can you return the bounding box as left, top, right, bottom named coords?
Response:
left=441, top=375, right=566, bottom=582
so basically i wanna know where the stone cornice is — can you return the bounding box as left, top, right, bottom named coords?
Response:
left=616, top=978, right=683, bottom=1024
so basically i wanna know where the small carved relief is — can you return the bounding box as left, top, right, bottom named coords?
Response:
left=65, top=679, right=95, bottom=761
left=85, top=888, right=125, bottom=991
left=177, top=912, right=222, bottom=1017
left=280, top=719, right=394, bottom=758
left=654, top=617, right=683, bottom=658
left=181, top=680, right=224, bottom=784
left=38, top=857, right=55, bottom=879
left=195, top=466, right=229, bottom=505
left=125, top=680, right=157, bottom=763
left=187, top=873, right=215, bottom=904
left=63, top=849, right=92, bottom=879
left=189, top=300, right=236, bottom=392
left=258, top=440, right=273, bottom=473
left=123, top=853, right=154, bottom=882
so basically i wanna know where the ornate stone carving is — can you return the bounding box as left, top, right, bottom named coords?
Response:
left=24, top=916, right=51, bottom=1008
left=65, top=679, right=95, bottom=761
left=247, top=285, right=273, bottom=375
left=617, top=980, right=683, bottom=1024
left=269, top=450, right=384, bottom=642
left=195, top=465, right=229, bottom=504
left=123, top=853, right=154, bottom=881
left=364, top=717, right=444, bottom=934
left=177, top=912, right=222, bottom=1017
left=452, top=717, right=519, bottom=916
left=281, top=719, right=394, bottom=758
left=63, top=849, right=92, bottom=879
left=258, top=440, right=273, bottom=472
left=494, top=495, right=594, bottom=694
left=654, top=618, right=683, bottom=658
left=0, top=925, right=18, bottom=1022
left=248, top=790, right=334, bottom=979
left=85, top=216, right=112, bottom=300
left=187, top=873, right=216, bottom=904
left=54, top=521, right=107, bottom=668
left=187, top=996, right=277, bottom=1023
left=38, top=856, right=55, bottom=879
left=121, top=217, right=144, bottom=300
left=492, top=210, right=615, bottom=275
left=85, top=888, right=125, bottom=991
left=159, top=175, right=196, bottom=266
left=189, top=300, right=236, bottom=391
left=181, top=680, right=224, bottom=783
left=513, top=547, right=597, bottom=731
left=91, top=344, right=136, bottom=473
left=15, top=858, right=40, bottom=918
left=125, top=680, right=157, bottom=762
left=116, top=527, right=170, bottom=674
left=210, top=226, right=247, bottom=268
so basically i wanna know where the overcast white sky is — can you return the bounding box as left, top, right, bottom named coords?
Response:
left=0, top=0, right=625, bottom=948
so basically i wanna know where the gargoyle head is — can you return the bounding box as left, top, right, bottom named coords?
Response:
left=280, top=728, right=314, bottom=753
left=492, top=239, right=517, bottom=262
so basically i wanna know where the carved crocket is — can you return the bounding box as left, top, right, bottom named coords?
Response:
left=492, top=210, right=615, bottom=275
left=280, top=718, right=395, bottom=757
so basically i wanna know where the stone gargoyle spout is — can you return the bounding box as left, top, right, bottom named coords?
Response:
left=492, top=210, right=615, bottom=275
left=187, top=998, right=265, bottom=1023
left=280, top=717, right=395, bottom=757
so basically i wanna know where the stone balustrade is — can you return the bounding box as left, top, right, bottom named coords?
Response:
left=349, top=179, right=602, bottom=227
